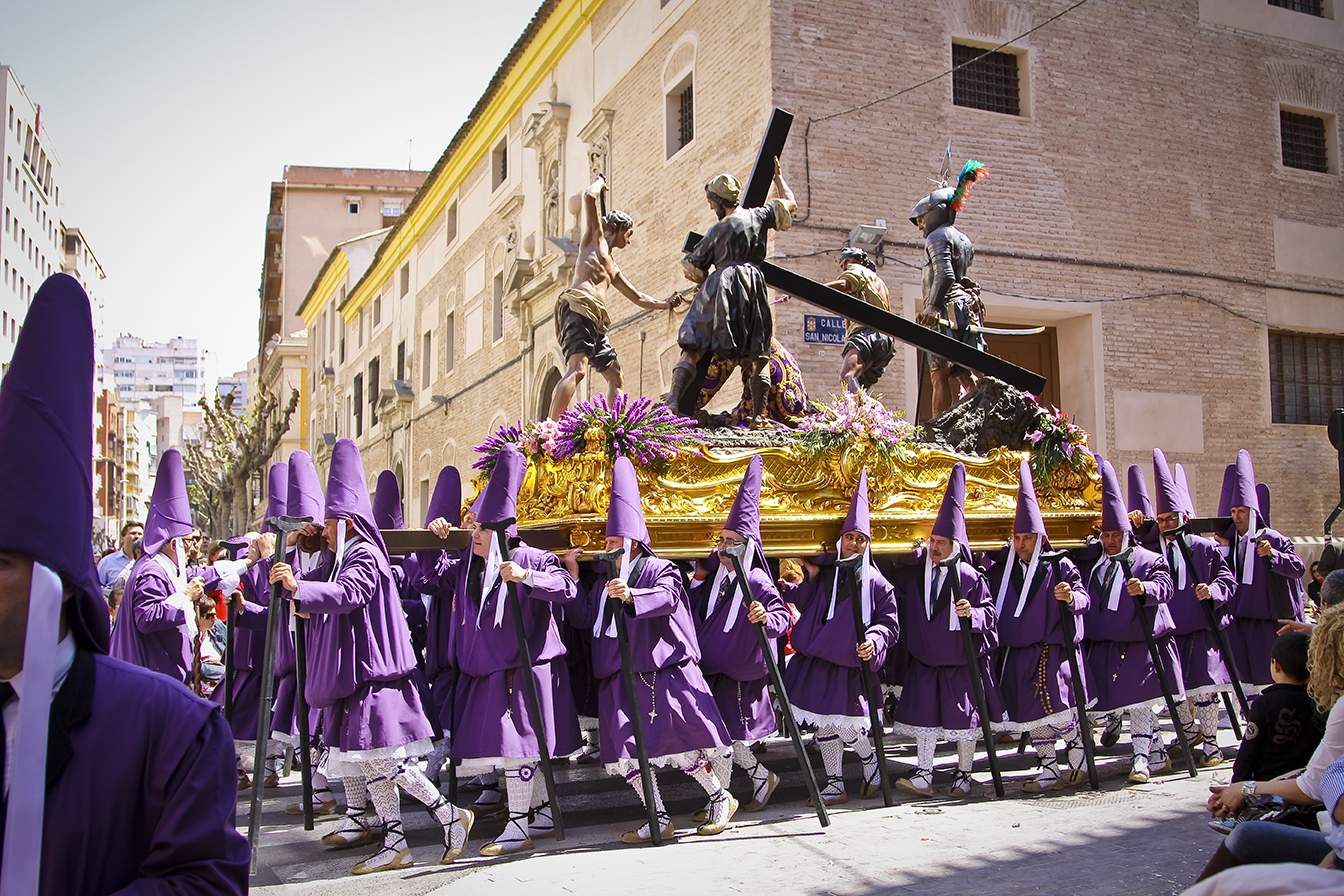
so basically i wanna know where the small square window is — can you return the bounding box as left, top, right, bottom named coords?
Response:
left=347, top=198, right=361, bottom=215
left=492, top=272, right=504, bottom=342
left=421, top=331, right=432, bottom=389
left=445, top=312, right=455, bottom=372
left=952, top=42, right=1022, bottom=116
left=400, top=263, right=410, bottom=297
left=492, top=139, right=508, bottom=191
left=373, top=295, right=382, bottom=327
left=1269, top=330, right=1344, bottom=424
left=1280, top=109, right=1330, bottom=173
left=396, top=340, right=406, bottom=381
left=1268, top=0, right=1324, bottom=15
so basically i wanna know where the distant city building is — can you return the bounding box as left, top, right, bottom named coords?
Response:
left=150, top=393, right=203, bottom=453
left=93, top=387, right=123, bottom=545
left=1, top=65, right=66, bottom=374
left=121, top=404, right=156, bottom=522
left=104, top=334, right=205, bottom=405
left=215, top=368, right=249, bottom=415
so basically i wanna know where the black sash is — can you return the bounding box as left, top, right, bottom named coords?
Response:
left=601, top=555, right=650, bottom=633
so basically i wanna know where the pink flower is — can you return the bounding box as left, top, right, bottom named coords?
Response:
left=1028, top=430, right=1046, bottom=445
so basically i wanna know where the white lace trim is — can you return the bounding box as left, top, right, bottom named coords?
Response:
left=1184, top=683, right=1235, bottom=701
left=881, top=684, right=904, bottom=699
left=605, top=746, right=730, bottom=777
left=789, top=705, right=870, bottom=731
left=456, top=756, right=540, bottom=776
left=993, top=708, right=1079, bottom=735
left=890, top=722, right=984, bottom=742
left=327, top=737, right=435, bottom=776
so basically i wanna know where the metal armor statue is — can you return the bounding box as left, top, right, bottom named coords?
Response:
left=910, top=159, right=987, bottom=417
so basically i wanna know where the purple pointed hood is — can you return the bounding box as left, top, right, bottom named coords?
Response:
left=1174, top=463, right=1195, bottom=517
left=724, top=454, right=768, bottom=571
left=323, top=438, right=386, bottom=554
left=265, top=462, right=289, bottom=524
left=1256, top=483, right=1271, bottom=529
left=1217, top=463, right=1236, bottom=516
left=142, top=448, right=194, bottom=556
left=1127, top=464, right=1153, bottom=518
left=1229, top=449, right=1260, bottom=514
left=606, top=456, right=652, bottom=552
left=372, top=469, right=405, bottom=530
left=425, top=466, right=463, bottom=527
left=1095, top=453, right=1130, bottom=534
left=931, top=462, right=970, bottom=548
left=477, top=445, right=525, bottom=537
left=287, top=450, right=324, bottom=521
left=0, top=273, right=107, bottom=652
left=1014, top=459, right=1046, bottom=536
left=1151, top=449, right=1182, bottom=517
left=841, top=467, right=873, bottom=540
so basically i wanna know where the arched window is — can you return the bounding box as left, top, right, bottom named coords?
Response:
left=536, top=366, right=563, bottom=420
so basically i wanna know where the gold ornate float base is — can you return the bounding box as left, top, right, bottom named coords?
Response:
left=489, top=432, right=1101, bottom=559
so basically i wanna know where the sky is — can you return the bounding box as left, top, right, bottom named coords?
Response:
left=1, top=0, right=541, bottom=382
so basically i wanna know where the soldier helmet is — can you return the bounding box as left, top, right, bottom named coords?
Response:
left=602, top=209, right=635, bottom=233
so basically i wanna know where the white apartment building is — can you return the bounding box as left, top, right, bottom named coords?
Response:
left=1, top=64, right=64, bottom=374
left=104, top=334, right=206, bottom=406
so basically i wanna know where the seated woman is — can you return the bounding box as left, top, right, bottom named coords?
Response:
left=1195, top=605, right=1344, bottom=882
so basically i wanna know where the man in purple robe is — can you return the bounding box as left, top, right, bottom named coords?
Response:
left=780, top=468, right=899, bottom=804
left=431, top=446, right=580, bottom=856
left=0, top=273, right=248, bottom=894
left=1151, top=449, right=1238, bottom=769
left=891, top=463, right=1002, bottom=797
left=984, top=461, right=1089, bottom=792
left=1082, top=454, right=1180, bottom=784
left=269, top=438, right=462, bottom=875
left=1221, top=450, right=1306, bottom=694
left=566, top=457, right=735, bottom=843
left=109, top=447, right=252, bottom=685
left=413, top=464, right=463, bottom=781
left=688, top=455, right=790, bottom=813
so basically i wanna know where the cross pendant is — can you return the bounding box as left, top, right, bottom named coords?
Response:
left=648, top=710, right=658, bottom=722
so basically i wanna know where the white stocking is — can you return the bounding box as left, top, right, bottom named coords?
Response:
left=816, top=728, right=846, bottom=797
left=625, top=768, right=669, bottom=839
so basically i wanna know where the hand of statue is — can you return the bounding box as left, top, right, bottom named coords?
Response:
left=746, top=600, right=767, bottom=624
left=428, top=518, right=454, bottom=539
left=1125, top=577, right=1145, bottom=598
left=269, top=562, right=298, bottom=594
left=499, top=561, right=528, bottom=584
left=606, top=579, right=633, bottom=604
left=1195, top=583, right=1213, bottom=602
left=954, top=598, right=973, bottom=619
left=1054, top=582, right=1073, bottom=603
left=184, top=577, right=206, bottom=601
left=773, top=156, right=782, bottom=179
left=1256, top=539, right=1273, bottom=559
left=587, top=175, right=606, bottom=197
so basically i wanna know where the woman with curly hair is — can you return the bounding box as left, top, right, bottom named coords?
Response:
left=1193, top=605, right=1344, bottom=882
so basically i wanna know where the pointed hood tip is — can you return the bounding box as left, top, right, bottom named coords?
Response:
left=1229, top=449, right=1260, bottom=514
left=931, top=463, right=968, bottom=547
left=372, top=469, right=406, bottom=530
left=1094, top=452, right=1130, bottom=534
left=724, top=455, right=766, bottom=569
left=287, top=450, right=324, bottom=522
left=1126, top=464, right=1153, bottom=518
left=425, top=465, right=464, bottom=527
left=0, top=273, right=106, bottom=652
left=606, top=455, right=652, bottom=551
left=1014, top=459, right=1046, bottom=538
left=477, top=446, right=525, bottom=537
left=142, top=447, right=194, bottom=555
left=1151, top=448, right=1182, bottom=517
left=323, top=438, right=386, bottom=553
left=841, top=467, right=873, bottom=541
left=265, top=462, right=289, bottom=523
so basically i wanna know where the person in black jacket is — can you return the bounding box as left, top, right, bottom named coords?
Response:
left=1231, top=631, right=1325, bottom=782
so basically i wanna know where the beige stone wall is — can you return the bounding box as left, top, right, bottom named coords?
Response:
left=766, top=0, right=1344, bottom=535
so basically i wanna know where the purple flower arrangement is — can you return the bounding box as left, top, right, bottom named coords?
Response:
left=554, top=393, right=697, bottom=466
left=474, top=394, right=698, bottom=472
left=1027, top=405, right=1090, bottom=480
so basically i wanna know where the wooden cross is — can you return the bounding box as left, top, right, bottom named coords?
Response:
left=682, top=108, right=1047, bottom=396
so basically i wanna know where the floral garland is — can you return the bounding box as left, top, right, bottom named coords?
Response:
left=1027, top=404, right=1090, bottom=480
left=554, top=393, right=697, bottom=466
left=795, top=392, right=918, bottom=457
left=472, top=418, right=562, bottom=474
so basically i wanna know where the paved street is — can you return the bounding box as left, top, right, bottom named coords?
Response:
left=247, top=721, right=1232, bottom=895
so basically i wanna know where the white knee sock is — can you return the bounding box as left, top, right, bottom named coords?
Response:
left=914, top=729, right=937, bottom=779
left=711, top=753, right=733, bottom=792
left=682, top=753, right=730, bottom=825
left=956, top=739, right=975, bottom=773
left=490, top=765, right=535, bottom=848
left=625, top=769, right=669, bottom=838
left=731, top=741, right=771, bottom=801
left=1129, top=707, right=1156, bottom=761
left=816, top=728, right=845, bottom=796
left=362, top=762, right=408, bottom=865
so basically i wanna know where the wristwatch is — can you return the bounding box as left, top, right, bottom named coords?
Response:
left=1241, top=781, right=1258, bottom=799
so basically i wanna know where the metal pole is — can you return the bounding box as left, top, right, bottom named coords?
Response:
left=946, top=556, right=1005, bottom=798
left=1040, top=551, right=1099, bottom=790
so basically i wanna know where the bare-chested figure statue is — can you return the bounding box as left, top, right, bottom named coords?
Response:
left=548, top=176, right=670, bottom=420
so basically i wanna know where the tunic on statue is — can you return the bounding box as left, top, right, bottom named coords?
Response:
left=1081, top=545, right=1183, bottom=713
left=983, top=547, right=1089, bottom=732
left=1224, top=528, right=1306, bottom=688
left=679, top=199, right=791, bottom=363
left=568, top=556, right=731, bottom=769
left=109, top=552, right=223, bottom=684
left=689, top=560, right=791, bottom=742
left=5, top=646, right=250, bottom=894
left=890, top=555, right=1005, bottom=740
left=1161, top=535, right=1239, bottom=698
left=292, top=536, right=434, bottom=773
left=444, top=542, right=581, bottom=772
left=779, top=558, right=899, bottom=730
